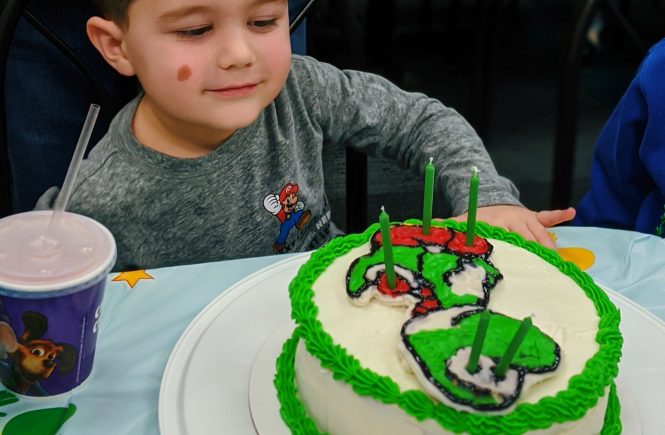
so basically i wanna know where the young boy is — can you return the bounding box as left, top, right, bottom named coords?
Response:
left=38, top=0, right=574, bottom=270
left=575, top=38, right=665, bottom=235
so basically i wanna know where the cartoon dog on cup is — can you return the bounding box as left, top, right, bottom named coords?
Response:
left=0, top=311, right=77, bottom=395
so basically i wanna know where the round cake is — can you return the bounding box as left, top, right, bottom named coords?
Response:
left=275, top=219, right=622, bottom=434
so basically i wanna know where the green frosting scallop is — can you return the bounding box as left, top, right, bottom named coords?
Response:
left=281, top=219, right=623, bottom=434
left=274, top=328, right=324, bottom=435
left=274, top=333, right=622, bottom=434
left=601, top=383, right=622, bottom=434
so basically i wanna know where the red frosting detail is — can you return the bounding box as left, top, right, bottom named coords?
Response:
left=377, top=273, right=411, bottom=297
left=420, top=287, right=433, bottom=298
left=413, top=298, right=441, bottom=315
left=421, top=299, right=440, bottom=309
left=446, top=231, right=491, bottom=255
left=373, top=225, right=453, bottom=248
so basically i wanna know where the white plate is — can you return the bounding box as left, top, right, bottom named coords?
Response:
left=158, top=253, right=309, bottom=435
left=160, top=256, right=664, bottom=434
left=248, top=322, right=294, bottom=435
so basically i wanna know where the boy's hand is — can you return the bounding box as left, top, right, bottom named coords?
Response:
left=451, top=205, right=576, bottom=249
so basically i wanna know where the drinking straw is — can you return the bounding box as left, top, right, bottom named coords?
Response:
left=49, top=104, right=100, bottom=230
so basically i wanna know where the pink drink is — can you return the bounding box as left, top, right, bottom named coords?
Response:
left=0, top=211, right=116, bottom=396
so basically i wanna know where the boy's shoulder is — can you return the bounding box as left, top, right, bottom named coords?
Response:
left=71, top=99, right=141, bottom=196
left=287, top=55, right=377, bottom=99
left=289, top=54, right=345, bottom=84
left=284, top=55, right=342, bottom=106
left=85, top=96, right=139, bottom=168
left=80, top=112, right=130, bottom=176
left=290, top=54, right=321, bottom=71
left=290, top=54, right=324, bottom=80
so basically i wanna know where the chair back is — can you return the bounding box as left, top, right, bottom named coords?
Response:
left=0, top=0, right=28, bottom=216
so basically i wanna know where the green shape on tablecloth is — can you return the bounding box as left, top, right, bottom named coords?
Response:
left=0, top=391, right=18, bottom=415
left=3, top=403, right=76, bottom=435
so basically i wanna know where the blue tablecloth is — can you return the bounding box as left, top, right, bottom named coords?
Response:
left=1, top=226, right=664, bottom=434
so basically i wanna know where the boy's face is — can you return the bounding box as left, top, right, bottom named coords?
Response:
left=121, top=0, right=291, bottom=144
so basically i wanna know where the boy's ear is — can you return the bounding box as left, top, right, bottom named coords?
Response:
left=86, top=17, right=136, bottom=77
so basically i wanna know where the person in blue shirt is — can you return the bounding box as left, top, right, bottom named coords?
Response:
left=574, top=38, right=665, bottom=236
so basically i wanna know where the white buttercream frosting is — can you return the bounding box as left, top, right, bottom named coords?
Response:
left=294, top=238, right=606, bottom=433
left=448, top=262, right=487, bottom=298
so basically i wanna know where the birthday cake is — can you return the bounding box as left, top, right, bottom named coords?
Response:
left=274, top=219, right=622, bottom=434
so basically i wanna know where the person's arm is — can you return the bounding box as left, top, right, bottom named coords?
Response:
left=292, top=57, right=573, bottom=247
left=575, top=40, right=665, bottom=231
left=292, top=56, right=520, bottom=215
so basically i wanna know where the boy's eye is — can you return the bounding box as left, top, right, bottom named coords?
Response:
left=175, top=25, right=213, bottom=39
left=249, top=19, right=277, bottom=30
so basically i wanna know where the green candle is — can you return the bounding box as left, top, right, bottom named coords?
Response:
left=466, top=309, right=490, bottom=373
left=379, top=206, right=396, bottom=288
left=494, top=316, right=532, bottom=378
left=422, top=157, right=435, bottom=235
left=465, top=166, right=479, bottom=246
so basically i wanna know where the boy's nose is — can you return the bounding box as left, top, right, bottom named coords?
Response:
left=216, top=29, right=256, bottom=70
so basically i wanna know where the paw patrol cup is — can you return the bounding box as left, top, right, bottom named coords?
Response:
left=0, top=210, right=116, bottom=397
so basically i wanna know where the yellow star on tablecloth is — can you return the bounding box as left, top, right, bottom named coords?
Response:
left=557, top=247, right=595, bottom=270
left=548, top=232, right=595, bottom=270
left=112, top=270, right=154, bottom=288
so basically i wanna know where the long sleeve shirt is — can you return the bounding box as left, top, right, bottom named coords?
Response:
left=37, top=55, right=520, bottom=271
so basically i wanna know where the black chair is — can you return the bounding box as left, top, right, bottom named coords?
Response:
left=319, top=0, right=368, bottom=233
left=0, top=0, right=27, bottom=217
left=0, top=0, right=369, bottom=232
left=364, top=0, right=502, bottom=143
left=0, top=0, right=133, bottom=218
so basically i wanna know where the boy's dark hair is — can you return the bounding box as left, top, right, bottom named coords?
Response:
left=95, top=0, right=134, bottom=26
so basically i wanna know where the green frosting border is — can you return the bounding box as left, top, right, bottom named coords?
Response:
left=274, top=330, right=622, bottom=434
left=284, top=219, right=623, bottom=433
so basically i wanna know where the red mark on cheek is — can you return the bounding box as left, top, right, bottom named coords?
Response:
left=177, top=65, right=192, bottom=81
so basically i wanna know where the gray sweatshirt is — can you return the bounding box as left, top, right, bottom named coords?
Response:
left=37, top=55, right=520, bottom=271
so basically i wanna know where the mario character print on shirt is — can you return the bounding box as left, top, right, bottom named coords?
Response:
left=263, top=183, right=312, bottom=253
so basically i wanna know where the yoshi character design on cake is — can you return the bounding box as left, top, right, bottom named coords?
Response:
left=346, top=224, right=561, bottom=412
